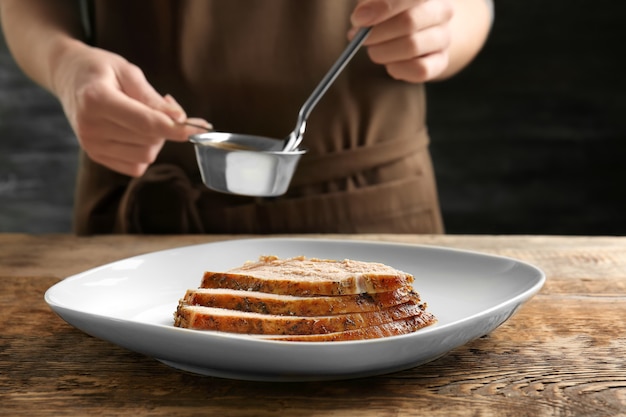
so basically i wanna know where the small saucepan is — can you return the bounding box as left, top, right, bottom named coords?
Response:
left=189, top=27, right=371, bottom=197
left=190, top=132, right=305, bottom=197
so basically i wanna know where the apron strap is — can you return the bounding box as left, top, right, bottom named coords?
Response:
left=291, top=128, right=429, bottom=187
left=115, top=164, right=205, bottom=234
left=112, top=129, right=433, bottom=234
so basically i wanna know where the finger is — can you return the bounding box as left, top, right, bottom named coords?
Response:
left=115, top=63, right=187, bottom=122
left=83, top=114, right=209, bottom=147
left=103, top=92, right=208, bottom=142
left=88, top=138, right=165, bottom=177
left=385, top=51, right=449, bottom=83
left=360, top=1, right=453, bottom=45
left=182, top=117, right=213, bottom=131
left=90, top=137, right=163, bottom=165
left=163, top=94, right=188, bottom=122
left=76, top=117, right=165, bottom=147
left=81, top=85, right=195, bottom=142
left=351, top=0, right=421, bottom=27
left=93, top=154, right=150, bottom=178
left=169, top=121, right=212, bottom=141
left=367, top=25, right=450, bottom=65
left=75, top=78, right=183, bottom=137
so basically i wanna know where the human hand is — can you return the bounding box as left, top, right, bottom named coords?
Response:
left=51, top=44, right=210, bottom=177
left=349, top=0, right=454, bottom=83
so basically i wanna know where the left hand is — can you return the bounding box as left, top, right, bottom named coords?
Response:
left=349, top=0, right=454, bottom=83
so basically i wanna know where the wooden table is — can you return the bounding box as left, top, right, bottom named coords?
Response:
left=1, top=234, right=625, bottom=416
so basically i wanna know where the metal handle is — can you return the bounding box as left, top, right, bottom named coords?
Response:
left=283, top=27, right=372, bottom=152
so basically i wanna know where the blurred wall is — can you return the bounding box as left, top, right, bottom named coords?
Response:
left=1, top=2, right=625, bottom=234
left=426, top=1, right=626, bottom=234
left=0, top=26, right=78, bottom=233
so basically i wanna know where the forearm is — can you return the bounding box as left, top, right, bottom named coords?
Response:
left=0, top=0, right=86, bottom=94
left=434, top=0, right=494, bottom=80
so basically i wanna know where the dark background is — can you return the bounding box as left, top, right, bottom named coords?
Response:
left=1, top=2, right=625, bottom=235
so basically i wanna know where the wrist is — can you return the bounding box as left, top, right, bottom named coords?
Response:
left=46, top=35, right=89, bottom=97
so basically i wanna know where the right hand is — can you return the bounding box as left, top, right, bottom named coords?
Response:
left=51, top=43, right=210, bottom=177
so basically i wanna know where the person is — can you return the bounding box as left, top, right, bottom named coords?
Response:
left=0, top=0, right=493, bottom=235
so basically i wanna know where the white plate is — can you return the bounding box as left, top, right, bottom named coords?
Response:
left=45, top=238, right=545, bottom=381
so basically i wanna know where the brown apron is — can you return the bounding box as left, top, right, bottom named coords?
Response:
left=74, top=0, right=444, bottom=235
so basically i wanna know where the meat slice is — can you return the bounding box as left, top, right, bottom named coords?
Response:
left=175, top=255, right=437, bottom=342
left=181, top=287, right=419, bottom=316
left=200, top=255, right=414, bottom=296
left=174, top=300, right=426, bottom=335
left=258, top=312, right=437, bottom=342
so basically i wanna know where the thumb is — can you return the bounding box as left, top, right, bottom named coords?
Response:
left=116, top=63, right=187, bottom=122
left=351, top=0, right=395, bottom=27
left=163, top=94, right=189, bottom=123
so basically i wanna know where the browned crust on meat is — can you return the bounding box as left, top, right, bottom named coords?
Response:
left=174, top=301, right=426, bottom=335
left=261, top=312, right=437, bottom=342
left=182, top=287, right=419, bottom=316
left=200, top=272, right=410, bottom=295
left=200, top=256, right=413, bottom=296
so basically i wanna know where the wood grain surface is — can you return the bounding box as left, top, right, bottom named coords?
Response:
left=1, top=234, right=625, bottom=417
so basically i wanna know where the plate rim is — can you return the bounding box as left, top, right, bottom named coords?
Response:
left=44, top=237, right=546, bottom=380
left=45, top=236, right=546, bottom=345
